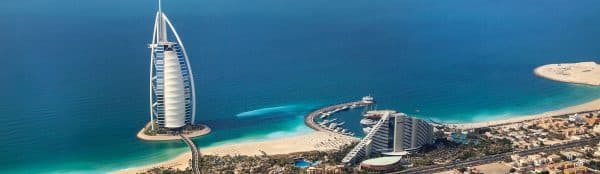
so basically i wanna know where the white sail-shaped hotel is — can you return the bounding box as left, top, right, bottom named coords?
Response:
left=148, top=0, right=196, bottom=130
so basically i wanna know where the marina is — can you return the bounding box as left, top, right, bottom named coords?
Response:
left=304, top=96, right=375, bottom=136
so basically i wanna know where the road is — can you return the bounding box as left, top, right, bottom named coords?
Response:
left=393, top=136, right=600, bottom=174
left=180, top=134, right=200, bottom=174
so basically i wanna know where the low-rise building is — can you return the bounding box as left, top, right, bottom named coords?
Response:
left=359, top=156, right=404, bottom=173
left=560, top=151, right=583, bottom=161
left=547, top=154, right=562, bottom=163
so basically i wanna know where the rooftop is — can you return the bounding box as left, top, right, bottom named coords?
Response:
left=361, top=156, right=402, bottom=166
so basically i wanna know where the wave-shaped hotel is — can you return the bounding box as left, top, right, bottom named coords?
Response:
left=138, top=0, right=210, bottom=140
left=342, top=110, right=434, bottom=172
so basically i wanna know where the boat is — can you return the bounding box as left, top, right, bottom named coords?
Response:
left=341, top=106, right=349, bottom=110
left=362, top=95, right=374, bottom=104
left=362, top=127, right=372, bottom=134
left=350, top=104, right=358, bottom=109
left=319, top=119, right=329, bottom=126
left=320, top=118, right=335, bottom=126
left=334, top=127, right=342, bottom=132
left=337, top=121, right=345, bottom=126
left=360, top=118, right=377, bottom=126
left=328, top=123, right=338, bottom=129
left=319, top=114, right=328, bottom=119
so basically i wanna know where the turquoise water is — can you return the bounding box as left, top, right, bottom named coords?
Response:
left=294, top=158, right=313, bottom=168
left=1, top=0, right=600, bottom=173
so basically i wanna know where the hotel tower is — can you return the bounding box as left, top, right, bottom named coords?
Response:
left=148, top=0, right=196, bottom=130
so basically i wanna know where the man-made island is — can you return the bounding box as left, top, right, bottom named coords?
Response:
left=534, top=61, right=600, bottom=86
left=136, top=122, right=211, bottom=141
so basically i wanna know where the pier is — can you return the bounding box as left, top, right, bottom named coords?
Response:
left=180, top=134, right=200, bottom=174
left=304, top=96, right=373, bottom=133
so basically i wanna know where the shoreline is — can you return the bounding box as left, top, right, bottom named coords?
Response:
left=448, top=61, right=600, bottom=129
left=449, top=98, right=600, bottom=129
left=113, top=131, right=359, bottom=174
left=115, top=97, right=600, bottom=173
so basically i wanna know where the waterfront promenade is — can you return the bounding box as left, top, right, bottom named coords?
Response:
left=304, top=100, right=370, bottom=132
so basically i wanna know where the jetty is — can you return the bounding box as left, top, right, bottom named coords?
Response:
left=180, top=134, right=200, bottom=174
left=304, top=96, right=374, bottom=133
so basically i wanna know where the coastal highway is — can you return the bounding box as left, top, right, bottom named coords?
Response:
left=180, top=134, right=200, bottom=174
left=304, top=101, right=368, bottom=132
left=393, top=136, right=600, bottom=174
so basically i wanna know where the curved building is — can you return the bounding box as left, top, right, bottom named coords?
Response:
left=360, top=156, right=404, bottom=172
left=392, top=113, right=433, bottom=153
left=148, top=0, right=196, bottom=130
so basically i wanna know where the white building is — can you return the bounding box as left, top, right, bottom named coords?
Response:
left=148, top=0, right=197, bottom=130
left=391, top=113, right=434, bottom=153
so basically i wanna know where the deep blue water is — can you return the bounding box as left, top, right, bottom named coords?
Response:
left=1, top=0, right=600, bottom=173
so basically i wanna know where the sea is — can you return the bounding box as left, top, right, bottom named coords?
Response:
left=1, top=0, right=600, bottom=173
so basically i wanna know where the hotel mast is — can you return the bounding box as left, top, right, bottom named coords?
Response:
left=148, top=0, right=196, bottom=130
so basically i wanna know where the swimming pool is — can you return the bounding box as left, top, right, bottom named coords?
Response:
left=294, top=158, right=313, bottom=168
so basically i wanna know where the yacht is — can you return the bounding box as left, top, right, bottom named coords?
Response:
left=360, top=118, right=377, bottom=126
left=320, top=114, right=328, bottom=119
left=328, top=123, right=338, bottom=129
left=362, top=127, right=372, bottom=134
left=362, top=95, right=374, bottom=104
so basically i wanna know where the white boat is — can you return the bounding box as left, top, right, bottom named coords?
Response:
left=362, top=127, right=372, bottom=134
left=320, top=114, right=328, bottom=119
left=319, top=119, right=329, bottom=126
left=337, top=121, right=345, bottom=126
left=328, top=123, right=338, bottom=129
left=320, top=119, right=335, bottom=127
left=362, top=95, right=374, bottom=104
left=334, top=127, right=342, bottom=132
left=341, top=106, right=349, bottom=110
left=360, top=118, right=377, bottom=126
left=350, top=104, right=358, bottom=109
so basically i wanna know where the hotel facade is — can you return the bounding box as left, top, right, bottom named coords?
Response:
left=148, top=1, right=196, bottom=130
left=343, top=111, right=434, bottom=164
left=392, top=113, right=434, bottom=153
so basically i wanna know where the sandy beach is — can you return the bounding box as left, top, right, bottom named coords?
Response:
left=534, top=61, right=600, bottom=86
left=449, top=98, right=600, bottom=130
left=450, top=62, right=600, bottom=130
left=450, top=62, right=600, bottom=129
left=113, top=131, right=358, bottom=174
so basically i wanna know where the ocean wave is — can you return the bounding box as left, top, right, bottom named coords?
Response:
left=235, top=104, right=315, bottom=118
